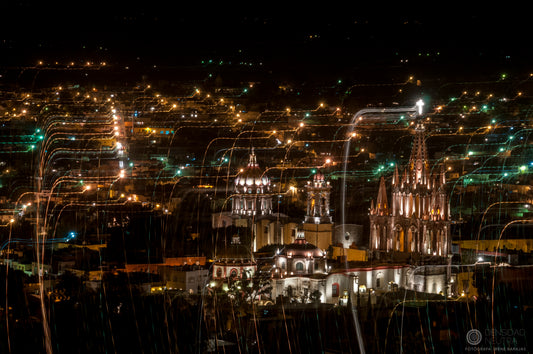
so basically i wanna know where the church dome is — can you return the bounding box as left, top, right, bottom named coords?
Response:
left=234, top=149, right=270, bottom=193
left=280, top=237, right=325, bottom=258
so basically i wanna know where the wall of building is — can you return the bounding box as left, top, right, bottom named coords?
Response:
left=302, top=223, right=333, bottom=250
left=271, top=276, right=327, bottom=303
left=212, top=263, right=256, bottom=280
left=254, top=219, right=298, bottom=249
left=160, top=268, right=210, bottom=294
left=330, top=246, right=368, bottom=262
left=325, top=266, right=408, bottom=303
left=458, top=239, right=533, bottom=253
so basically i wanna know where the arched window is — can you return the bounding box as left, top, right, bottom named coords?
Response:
left=230, top=268, right=238, bottom=278
left=295, top=262, right=304, bottom=272
left=332, top=283, right=339, bottom=297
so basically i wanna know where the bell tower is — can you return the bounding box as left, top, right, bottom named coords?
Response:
left=302, top=171, right=333, bottom=250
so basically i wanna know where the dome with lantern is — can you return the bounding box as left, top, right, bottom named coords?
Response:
left=234, top=148, right=271, bottom=194
left=272, top=230, right=327, bottom=278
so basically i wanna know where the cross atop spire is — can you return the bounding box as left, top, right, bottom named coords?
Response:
left=416, top=99, right=424, bottom=116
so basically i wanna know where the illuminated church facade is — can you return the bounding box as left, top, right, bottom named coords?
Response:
left=369, top=123, right=451, bottom=257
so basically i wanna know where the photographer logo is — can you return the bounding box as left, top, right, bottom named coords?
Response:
left=466, top=329, right=482, bottom=345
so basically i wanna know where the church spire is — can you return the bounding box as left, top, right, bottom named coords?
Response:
left=409, top=123, right=428, bottom=184
left=375, top=176, right=388, bottom=216
left=392, top=165, right=400, bottom=187
left=439, top=164, right=446, bottom=187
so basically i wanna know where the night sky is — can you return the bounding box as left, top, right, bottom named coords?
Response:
left=1, top=1, right=532, bottom=70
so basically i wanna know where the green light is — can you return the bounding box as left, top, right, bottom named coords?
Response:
left=390, top=162, right=394, bottom=167
left=468, top=151, right=473, bottom=156
left=520, top=165, right=527, bottom=172
left=499, top=147, right=505, bottom=152
left=509, top=136, right=514, bottom=140
left=36, top=128, right=41, bottom=133
left=38, top=135, right=44, bottom=140
left=491, top=119, right=496, bottom=124
left=129, top=162, right=134, bottom=167
left=311, top=169, right=316, bottom=174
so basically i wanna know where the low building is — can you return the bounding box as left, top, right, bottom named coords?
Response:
left=270, top=231, right=328, bottom=303
left=212, top=235, right=256, bottom=280
left=158, top=265, right=209, bottom=294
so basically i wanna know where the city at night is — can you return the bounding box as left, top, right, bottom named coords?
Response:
left=1, top=3, right=532, bottom=353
